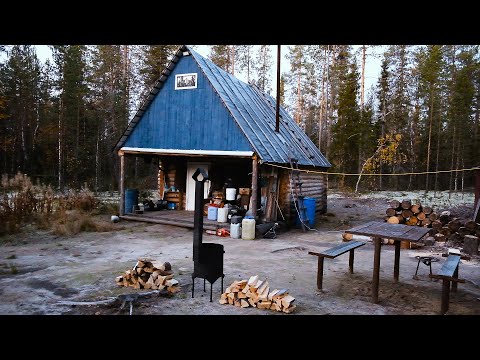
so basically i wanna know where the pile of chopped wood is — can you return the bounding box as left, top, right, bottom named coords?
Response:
left=384, top=199, right=437, bottom=227
left=115, top=259, right=180, bottom=293
left=428, top=211, right=479, bottom=254
left=219, top=275, right=296, bottom=313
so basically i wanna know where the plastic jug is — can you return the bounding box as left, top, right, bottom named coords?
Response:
left=217, top=207, right=228, bottom=223
left=241, top=218, right=256, bottom=240
left=207, top=206, right=218, bottom=221
left=230, top=223, right=242, bottom=239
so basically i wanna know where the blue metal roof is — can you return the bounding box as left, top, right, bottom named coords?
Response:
left=115, top=45, right=331, bottom=168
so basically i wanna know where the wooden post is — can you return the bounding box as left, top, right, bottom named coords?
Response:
left=441, top=279, right=450, bottom=315
left=474, top=170, right=480, bottom=222
left=349, top=249, right=354, bottom=273
left=251, top=155, right=258, bottom=218
left=475, top=169, right=480, bottom=209
left=452, top=266, right=459, bottom=293
left=317, top=257, right=324, bottom=290
left=372, top=237, right=382, bottom=304
left=394, top=240, right=401, bottom=282
left=119, top=151, right=125, bottom=216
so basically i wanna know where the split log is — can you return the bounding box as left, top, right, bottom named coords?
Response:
left=439, top=227, right=452, bottom=237
left=268, top=289, right=280, bottom=301
left=411, top=204, right=422, bottom=214
left=401, top=200, right=412, bottom=209
left=428, top=213, right=437, bottom=221
left=417, top=212, right=426, bottom=221
left=406, top=216, right=418, bottom=226
left=432, top=221, right=443, bottom=231
left=423, top=206, right=433, bottom=215
left=448, top=219, right=461, bottom=232
left=281, top=295, right=295, bottom=308
left=464, top=220, right=477, bottom=232
left=463, top=235, right=479, bottom=255
left=390, top=200, right=401, bottom=210
left=387, top=216, right=400, bottom=224
left=434, top=233, right=446, bottom=242
left=386, top=208, right=397, bottom=217
left=457, top=227, right=471, bottom=238
left=448, top=233, right=463, bottom=243
left=219, top=294, right=228, bottom=305
left=439, top=212, right=451, bottom=224
left=257, top=301, right=271, bottom=309
left=283, top=305, right=297, bottom=314
left=421, top=218, right=431, bottom=226
left=402, top=209, right=413, bottom=218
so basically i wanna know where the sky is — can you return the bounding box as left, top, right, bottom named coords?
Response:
left=33, top=44, right=383, bottom=100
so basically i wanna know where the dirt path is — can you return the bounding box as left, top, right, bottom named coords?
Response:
left=1, top=193, right=479, bottom=315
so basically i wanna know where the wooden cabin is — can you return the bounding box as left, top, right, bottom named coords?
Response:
left=114, top=45, right=331, bottom=227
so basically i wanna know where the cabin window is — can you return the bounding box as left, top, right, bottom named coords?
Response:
left=175, top=73, right=197, bottom=90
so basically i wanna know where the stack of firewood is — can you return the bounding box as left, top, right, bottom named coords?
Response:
left=429, top=211, right=480, bottom=244
left=115, top=259, right=180, bottom=293
left=384, top=199, right=437, bottom=227
left=219, top=275, right=296, bottom=313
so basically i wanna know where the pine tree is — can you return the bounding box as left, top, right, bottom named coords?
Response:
left=90, top=45, right=130, bottom=190
left=415, top=45, right=444, bottom=192
left=255, top=45, right=273, bottom=93
left=209, top=45, right=232, bottom=73
left=138, top=45, right=178, bottom=98
left=51, top=45, right=89, bottom=190
left=236, top=45, right=255, bottom=82
left=0, top=45, right=42, bottom=175
left=329, top=46, right=362, bottom=186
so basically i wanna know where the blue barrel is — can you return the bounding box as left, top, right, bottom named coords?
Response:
left=125, top=189, right=138, bottom=214
left=296, top=197, right=316, bottom=228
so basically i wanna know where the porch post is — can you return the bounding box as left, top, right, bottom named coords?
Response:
left=251, top=155, right=258, bottom=218
left=119, top=151, right=125, bottom=216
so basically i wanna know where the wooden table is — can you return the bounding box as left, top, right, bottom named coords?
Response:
left=344, top=221, right=431, bottom=304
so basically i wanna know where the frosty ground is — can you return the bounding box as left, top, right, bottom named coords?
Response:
left=0, top=190, right=479, bottom=315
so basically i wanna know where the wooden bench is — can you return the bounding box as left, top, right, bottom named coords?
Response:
left=308, top=240, right=366, bottom=291
left=429, top=255, right=465, bottom=314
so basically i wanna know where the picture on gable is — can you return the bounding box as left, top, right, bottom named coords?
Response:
left=175, top=73, right=197, bottom=90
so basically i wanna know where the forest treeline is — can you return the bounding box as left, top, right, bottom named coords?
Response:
left=0, top=45, right=479, bottom=192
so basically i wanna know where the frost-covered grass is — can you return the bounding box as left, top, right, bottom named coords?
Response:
left=328, top=189, right=475, bottom=209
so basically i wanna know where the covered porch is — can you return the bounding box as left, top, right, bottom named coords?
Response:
left=120, top=209, right=231, bottom=230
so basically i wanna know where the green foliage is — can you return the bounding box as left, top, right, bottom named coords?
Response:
left=209, top=45, right=232, bottom=73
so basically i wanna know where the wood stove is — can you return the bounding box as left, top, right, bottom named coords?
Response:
left=191, top=168, right=225, bottom=302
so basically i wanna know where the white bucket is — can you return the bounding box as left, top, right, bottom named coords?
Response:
left=230, top=223, right=242, bottom=239
left=226, top=188, right=236, bottom=201
left=217, top=207, right=228, bottom=223
left=241, top=218, right=256, bottom=240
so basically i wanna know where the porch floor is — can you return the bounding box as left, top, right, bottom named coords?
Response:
left=120, top=210, right=230, bottom=230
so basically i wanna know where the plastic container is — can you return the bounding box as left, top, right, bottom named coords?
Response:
left=230, top=223, right=242, bottom=239
left=241, top=218, right=256, bottom=240
left=230, top=215, right=243, bottom=224
left=207, top=206, right=218, bottom=221
left=125, top=189, right=138, bottom=214
left=226, top=188, right=237, bottom=201
left=296, top=197, right=316, bottom=228
left=217, top=207, right=228, bottom=223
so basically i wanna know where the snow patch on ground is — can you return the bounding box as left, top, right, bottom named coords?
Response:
left=328, top=190, right=475, bottom=209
